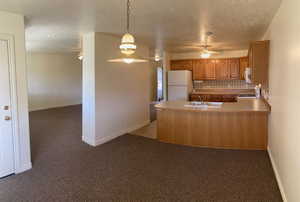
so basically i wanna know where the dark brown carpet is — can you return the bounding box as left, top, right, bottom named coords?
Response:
left=0, top=105, right=282, bottom=202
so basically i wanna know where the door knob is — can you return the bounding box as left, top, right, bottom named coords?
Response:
left=4, top=116, right=11, bottom=121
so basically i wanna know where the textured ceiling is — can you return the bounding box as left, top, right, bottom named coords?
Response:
left=0, top=0, right=282, bottom=53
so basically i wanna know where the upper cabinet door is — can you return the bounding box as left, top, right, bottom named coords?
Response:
left=192, top=60, right=206, bottom=80
left=170, top=60, right=193, bottom=71
left=215, top=59, right=230, bottom=80
left=204, top=59, right=216, bottom=80
left=249, top=40, right=270, bottom=88
left=228, top=58, right=240, bottom=80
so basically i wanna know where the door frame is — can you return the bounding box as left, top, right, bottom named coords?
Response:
left=0, top=33, right=21, bottom=174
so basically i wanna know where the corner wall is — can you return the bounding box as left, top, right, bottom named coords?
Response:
left=27, top=52, right=82, bottom=111
left=82, top=33, right=151, bottom=146
left=263, top=0, right=300, bottom=201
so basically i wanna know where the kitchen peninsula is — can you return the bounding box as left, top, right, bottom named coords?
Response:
left=155, top=98, right=270, bottom=150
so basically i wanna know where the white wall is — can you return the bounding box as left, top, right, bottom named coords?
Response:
left=82, top=33, right=96, bottom=145
left=263, top=0, right=300, bottom=201
left=0, top=11, right=31, bottom=173
left=27, top=52, right=82, bottom=111
left=170, top=50, right=248, bottom=60
left=82, top=33, right=151, bottom=146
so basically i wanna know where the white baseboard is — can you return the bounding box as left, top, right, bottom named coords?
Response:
left=92, top=120, right=151, bottom=147
left=82, top=135, right=96, bottom=146
left=15, top=162, right=32, bottom=174
left=267, top=147, right=288, bottom=202
left=29, top=103, right=82, bottom=112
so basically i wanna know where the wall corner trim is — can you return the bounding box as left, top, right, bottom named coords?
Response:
left=82, top=136, right=96, bottom=147
left=15, top=162, right=32, bottom=174
left=267, top=147, right=288, bottom=202
left=94, top=120, right=151, bottom=146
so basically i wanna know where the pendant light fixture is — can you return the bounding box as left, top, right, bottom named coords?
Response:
left=108, top=0, right=147, bottom=64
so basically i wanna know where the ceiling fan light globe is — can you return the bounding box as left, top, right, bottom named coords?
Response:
left=201, top=52, right=211, bottom=58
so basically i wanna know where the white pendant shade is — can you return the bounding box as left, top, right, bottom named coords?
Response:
left=121, top=33, right=135, bottom=44
left=119, top=33, right=137, bottom=55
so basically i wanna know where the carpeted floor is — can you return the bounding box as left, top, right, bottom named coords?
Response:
left=0, top=105, right=282, bottom=201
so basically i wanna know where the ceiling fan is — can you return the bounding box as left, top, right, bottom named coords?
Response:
left=199, top=32, right=220, bottom=58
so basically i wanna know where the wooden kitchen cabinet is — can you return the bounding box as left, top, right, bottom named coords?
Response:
left=215, top=59, right=230, bottom=80
left=156, top=99, right=270, bottom=150
left=193, top=59, right=215, bottom=80
left=170, top=60, right=193, bottom=71
left=248, top=40, right=270, bottom=88
left=239, top=56, right=249, bottom=80
left=228, top=58, right=240, bottom=80
left=190, top=94, right=208, bottom=101
left=192, top=59, right=206, bottom=80
left=204, top=59, right=216, bottom=80
left=215, top=58, right=240, bottom=80
left=171, top=56, right=250, bottom=81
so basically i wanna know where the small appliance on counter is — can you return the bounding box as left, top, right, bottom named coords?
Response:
left=244, top=67, right=252, bottom=84
left=255, top=84, right=262, bottom=98
left=168, top=70, right=193, bottom=101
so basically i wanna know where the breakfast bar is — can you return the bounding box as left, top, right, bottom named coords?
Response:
left=155, top=98, right=270, bottom=150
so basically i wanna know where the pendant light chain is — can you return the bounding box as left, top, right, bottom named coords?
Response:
left=126, top=0, right=131, bottom=33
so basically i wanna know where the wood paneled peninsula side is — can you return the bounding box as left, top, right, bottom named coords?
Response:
left=155, top=98, right=270, bottom=150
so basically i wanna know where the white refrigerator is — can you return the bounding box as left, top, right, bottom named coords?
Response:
left=168, top=70, right=193, bottom=101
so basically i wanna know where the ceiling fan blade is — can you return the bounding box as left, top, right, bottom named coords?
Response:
left=205, top=50, right=219, bottom=54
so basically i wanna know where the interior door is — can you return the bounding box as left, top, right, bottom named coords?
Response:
left=0, top=39, right=14, bottom=178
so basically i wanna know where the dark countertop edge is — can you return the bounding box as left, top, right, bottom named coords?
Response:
left=191, top=89, right=255, bottom=95
left=191, top=92, right=253, bottom=95
left=193, top=88, right=255, bottom=90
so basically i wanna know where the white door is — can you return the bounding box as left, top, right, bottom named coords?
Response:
left=168, top=86, right=189, bottom=101
left=0, top=40, right=14, bottom=178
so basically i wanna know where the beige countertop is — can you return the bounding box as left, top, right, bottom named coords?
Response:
left=155, top=98, right=270, bottom=113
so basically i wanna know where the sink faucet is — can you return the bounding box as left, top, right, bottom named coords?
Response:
left=198, top=96, right=204, bottom=105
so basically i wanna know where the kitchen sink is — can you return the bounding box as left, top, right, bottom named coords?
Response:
left=184, top=101, right=223, bottom=108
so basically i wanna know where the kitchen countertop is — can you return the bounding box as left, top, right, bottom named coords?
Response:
left=155, top=98, right=270, bottom=113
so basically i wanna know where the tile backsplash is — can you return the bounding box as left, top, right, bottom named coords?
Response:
left=194, top=80, right=255, bottom=89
